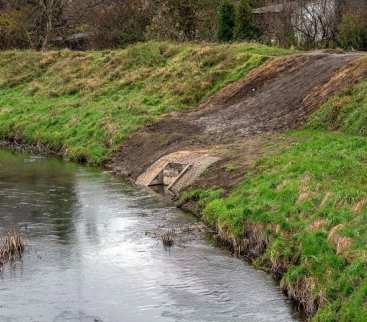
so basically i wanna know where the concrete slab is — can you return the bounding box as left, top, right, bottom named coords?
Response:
left=136, top=150, right=220, bottom=193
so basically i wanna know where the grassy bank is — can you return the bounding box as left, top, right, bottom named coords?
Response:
left=2, top=41, right=366, bottom=321
left=0, top=41, right=292, bottom=164
left=181, top=79, right=367, bottom=321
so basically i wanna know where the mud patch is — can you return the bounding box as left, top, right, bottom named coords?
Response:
left=110, top=52, right=366, bottom=185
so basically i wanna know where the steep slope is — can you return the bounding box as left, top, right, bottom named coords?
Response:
left=110, top=52, right=367, bottom=180
left=0, top=42, right=292, bottom=164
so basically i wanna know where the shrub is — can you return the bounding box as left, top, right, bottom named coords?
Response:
left=0, top=9, right=30, bottom=49
left=337, top=15, right=367, bottom=50
left=217, top=0, right=236, bottom=42
left=89, top=2, right=148, bottom=48
left=146, top=0, right=197, bottom=41
left=146, top=0, right=221, bottom=42
left=234, top=0, right=260, bottom=41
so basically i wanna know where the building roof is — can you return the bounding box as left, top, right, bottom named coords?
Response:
left=253, top=3, right=286, bottom=14
left=65, top=32, right=92, bottom=41
left=252, top=1, right=301, bottom=14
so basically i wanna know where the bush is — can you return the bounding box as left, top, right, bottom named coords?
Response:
left=0, top=9, right=30, bottom=49
left=146, top=0, right=197, bottom=41
left=217, top=0, right=236, bottom=42
left=337, top=15, right=367, bottom=51
left=234, top=0, right=260, bottom=41
left=146, top=0, right=222, bottom=42
left=88, top=1, right=149, bottom=48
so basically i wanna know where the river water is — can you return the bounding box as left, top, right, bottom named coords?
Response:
left=0, top=149, right=299, bottom=322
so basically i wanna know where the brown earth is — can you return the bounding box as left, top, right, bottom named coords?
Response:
left=109, top=52, right=367, bottom=189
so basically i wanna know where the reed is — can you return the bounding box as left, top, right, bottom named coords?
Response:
left=160, top=229, right=176, bottom=247
left=0, top=229, right=25, bottom=266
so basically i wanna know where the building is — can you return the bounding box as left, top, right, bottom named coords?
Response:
left=51, top=32, right=93, bottom=50
left=254, top=0, right=367, bottom=16
left=338, top=0, right=367, bottom=13
left=253, top=0, right=367, bottom=45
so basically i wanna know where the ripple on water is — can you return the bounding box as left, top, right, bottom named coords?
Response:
left=0, top=149, right=300, bottom=322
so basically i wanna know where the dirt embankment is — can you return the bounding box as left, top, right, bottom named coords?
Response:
left=110, top=52, right=367, bottom=187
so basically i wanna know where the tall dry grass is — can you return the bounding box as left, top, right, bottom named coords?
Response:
left=0, top=229, right=25, bottom=267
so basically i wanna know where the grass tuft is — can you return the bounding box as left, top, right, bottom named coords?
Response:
left=0, top=229, right=25, bottom=267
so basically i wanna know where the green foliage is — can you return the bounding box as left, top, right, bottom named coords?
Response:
left=234, top=0, right=259, bottom=41
left=337, top=15, right=367, bottom=51
left=0, top=41, right=293, bottom=164
left=217, top=0, right=236, bottom=42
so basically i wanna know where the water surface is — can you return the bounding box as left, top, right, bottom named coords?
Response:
left=0, top=150, right=299, bottom=322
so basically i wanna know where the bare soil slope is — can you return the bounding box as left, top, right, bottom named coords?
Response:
left=110, top=52, right=367, bottom=181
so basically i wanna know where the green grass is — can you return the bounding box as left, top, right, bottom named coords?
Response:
left=2, top=40, right=366, bottom=320
left=181, top=78, right=367, bottom=321
left=307, top=78, right=367, bottom=137
left=0, top=41, right=293, bottom=164
left=187, top=130, right=367, bottom=321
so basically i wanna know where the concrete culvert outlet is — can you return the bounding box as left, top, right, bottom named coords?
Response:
left=136, top=151, right=220, bottom=194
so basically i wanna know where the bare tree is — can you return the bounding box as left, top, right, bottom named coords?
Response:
left=38, top=0, right=66, bottom=50
left=0, top=0, right=67, bottom=49
left=81, top=0, right=151, bottom=48
left=291, top=0, right=338, bottom=47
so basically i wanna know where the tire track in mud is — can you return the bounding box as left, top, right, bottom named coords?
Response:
left=110, top=52, right=367, bottom=181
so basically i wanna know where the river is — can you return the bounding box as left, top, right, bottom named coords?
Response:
left=0, top=149, right=299, bottom=322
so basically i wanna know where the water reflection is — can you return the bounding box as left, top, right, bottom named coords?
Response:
left=0, top=151, right=78, bottom=241
left=0, top=149, right=299, bottom=322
